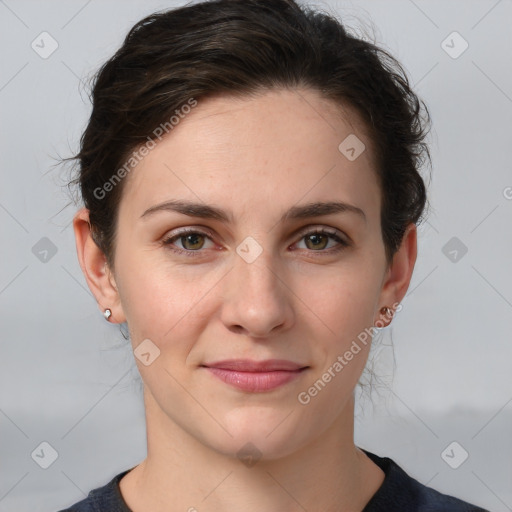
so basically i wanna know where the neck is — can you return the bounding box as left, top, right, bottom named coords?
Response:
left=119, top=389, right=384, bottom=512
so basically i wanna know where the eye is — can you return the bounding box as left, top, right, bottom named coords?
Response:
left=162, top=226, right=350, bottom=258
left=293, top=227, right=349, bottom=254
left=162, top=228, right=215, bottom=256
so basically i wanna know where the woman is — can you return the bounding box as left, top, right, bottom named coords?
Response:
left=59, top=0, right=489, bottom=510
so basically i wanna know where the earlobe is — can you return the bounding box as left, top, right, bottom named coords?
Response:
left=72, top=208, right=126, bottom=323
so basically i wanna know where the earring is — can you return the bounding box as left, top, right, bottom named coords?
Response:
left=103, top=308, right=112, bottom=321
left=374, top=306, right=393, bottom=327
left=380, top=306, right=393, bottom=317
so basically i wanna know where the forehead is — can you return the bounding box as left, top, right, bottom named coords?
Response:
left=118, top=88, right=381, bottom=225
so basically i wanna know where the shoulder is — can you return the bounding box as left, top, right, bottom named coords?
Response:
left=56, top=468, right=133, bottom=512
left=362, top=450, right=490, bottom=512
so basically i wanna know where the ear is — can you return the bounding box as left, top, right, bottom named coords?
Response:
left=375, top=222, right=418, bottom=326
left=73, top=208, right=126, bottom=323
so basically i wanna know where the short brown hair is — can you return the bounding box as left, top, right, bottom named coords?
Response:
left=69, top=0, right=432, bottom=268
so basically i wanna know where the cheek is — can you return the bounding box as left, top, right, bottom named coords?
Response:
left=296, top=266, right=378, bottom=335
left=292, top=267, right=380, bottom=390
left=116, top=254, right=224, bottom=343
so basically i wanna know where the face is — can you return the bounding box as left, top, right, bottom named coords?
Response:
left=100, top=89, right=397, bottom=459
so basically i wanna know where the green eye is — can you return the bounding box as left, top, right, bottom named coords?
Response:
left=162, top=227, right=349, bottom=258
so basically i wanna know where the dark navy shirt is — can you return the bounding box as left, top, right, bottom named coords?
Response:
left=57, top=450, right=490, bottom=511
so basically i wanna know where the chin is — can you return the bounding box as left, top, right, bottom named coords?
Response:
left=207, top=408, right=308, bottom=462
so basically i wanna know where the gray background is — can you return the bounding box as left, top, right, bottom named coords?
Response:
left=1, top=0, right=511, bottom=511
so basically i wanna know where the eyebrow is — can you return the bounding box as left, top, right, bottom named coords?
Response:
left=140, top=199, right=366, bottom=224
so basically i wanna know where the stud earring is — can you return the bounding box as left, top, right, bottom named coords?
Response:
left=103, top=309, right=112, bottom=321
left=380, top=306, right=393, bottom=317
left=374, top=306, right=393, bottom=327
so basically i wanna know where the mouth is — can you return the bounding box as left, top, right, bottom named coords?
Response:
left=200, top=359, right=309, bottom=393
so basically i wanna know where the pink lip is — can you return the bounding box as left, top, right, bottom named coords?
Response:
left=201, top=359, right=309, bottom=392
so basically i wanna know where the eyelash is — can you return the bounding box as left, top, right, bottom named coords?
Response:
left=161, top=227, right=350, bottom=258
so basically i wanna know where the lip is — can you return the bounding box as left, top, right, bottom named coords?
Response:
left=203, top=359, right=306, bottom=371
left=201, top=359, right=309, bottom=392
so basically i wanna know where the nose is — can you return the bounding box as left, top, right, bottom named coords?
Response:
left=219, top=248, right=295, bottom=338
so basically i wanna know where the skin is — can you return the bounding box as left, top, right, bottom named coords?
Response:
left=74, top=88, right=417, bottom=512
